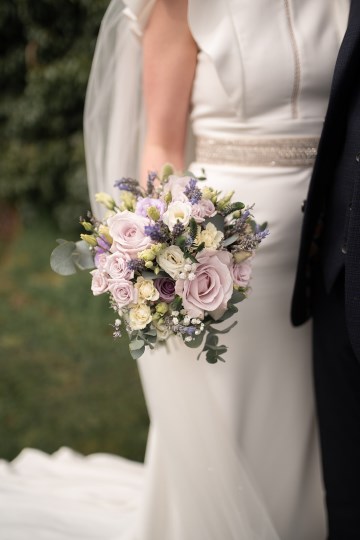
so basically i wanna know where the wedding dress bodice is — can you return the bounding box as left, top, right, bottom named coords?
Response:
left=189, top=0, right=349, bottom=140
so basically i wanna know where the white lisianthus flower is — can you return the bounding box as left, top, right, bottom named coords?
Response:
left=162, top=201, right=192, bottom=231
left=135, top=277, right=160, bottom=303
left=156, top=245, right=185, bottom=279
left=128, top=304, right=152, bottom=331
left=195, top=222, right=224, bottom=249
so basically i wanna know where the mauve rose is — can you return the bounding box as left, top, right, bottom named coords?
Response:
left=94, top=251, right=108, bottom=270
left=104, top=252, right=134, bottom=280
left=135, top=197, right=166, bottom=218
left=231, top=261, right=252, bottom=288
left=163, top=175, right=191, bottom=202
left=175, top=250, right=233, bottom=319
left=154, top=277, right=176, bottom=302
left=108, top=211, right=151, bottom=257
left=108, top=279, right=135, bottom=308
left=191, top=198, right=216, bottom=223
left=90, top=269, right=108, bottom=296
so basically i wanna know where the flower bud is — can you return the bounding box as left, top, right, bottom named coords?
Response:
left=147, top=206, right=160, bottom=221
left=155, top=302, right=168, bottom=315
left=95, top=192, right=116, bottom=210
left=98, top=225, right=112, bottom=244
left=80, top=234, right=98, bottom=247
left=145, top=261, right=154, bottom=269
left=160, top=163, right=174, bottom=181
left=80, top=221, right=93, bottom=232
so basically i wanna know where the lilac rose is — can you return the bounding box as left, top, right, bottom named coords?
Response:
left=108, top=279, right=135, bottom=308
left=191, top=198, right=216, bottom=223
left=231, top=261, right=252, bottom=288
left=175, top=250, right=233, bottom=319
left=154, top=277, right=176, bottom=303
left=108, top=211, right=151, bottom=257
left=104, top=252, right=134, bottom=280
left=90, top=269, right=109, bottom=296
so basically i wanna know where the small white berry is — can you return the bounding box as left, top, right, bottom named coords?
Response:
left=185, top=336, right=192, bottom=342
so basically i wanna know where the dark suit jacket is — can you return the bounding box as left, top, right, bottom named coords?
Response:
left=291, top=0, right=360, bottom=361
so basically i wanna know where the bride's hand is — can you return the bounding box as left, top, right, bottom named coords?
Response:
left=140, top=0, right=198, bottom=188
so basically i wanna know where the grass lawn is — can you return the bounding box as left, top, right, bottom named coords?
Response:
left=0, top=214, right=149, bottom=462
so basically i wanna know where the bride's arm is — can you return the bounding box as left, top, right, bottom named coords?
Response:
left=141, top=0, right=198, bottom=185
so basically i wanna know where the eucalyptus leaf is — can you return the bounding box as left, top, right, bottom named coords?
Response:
left=129, top=345, right=145, bottom=360
left=206, top=349, right=219, bottom=364
left=230, top=290, right=246, bottom=304
left=207, top=321, right=237, bottom=334
left=205, top=214, right=225, bottom=233
left=72, top=240, right=95, bottom=270
left=222, top=233, right=239, bottom=247
left=141, top=270, right=158, bottom=280
left=50, top=241, right=78, bottom=276
left=184, top=332, right=204, bottom=349
left=129, top=339, right=145, bottom=351
left=213, top=304, right=238, bottom=323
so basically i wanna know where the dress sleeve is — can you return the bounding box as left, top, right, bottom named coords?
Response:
left=123, top=0, right=156, bottom=37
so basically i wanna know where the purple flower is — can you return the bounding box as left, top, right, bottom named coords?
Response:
left=114, top=177, right=142, bottom=195
left=144, top=221, right=169, bottom=242
left=97, top=235, right=111, bottom=251
left=184, top=178, right=202, bottom=204
left=154, top=277, right=176, bottom=302
left=135, top=197, right=166, bottom=218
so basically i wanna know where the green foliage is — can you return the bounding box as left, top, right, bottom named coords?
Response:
left=0, top=0, right=109, bottom=231
left=0, top=217, right=149, bottom=461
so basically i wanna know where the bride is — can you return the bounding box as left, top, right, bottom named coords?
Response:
left=0, top=1, right=350, bottom=539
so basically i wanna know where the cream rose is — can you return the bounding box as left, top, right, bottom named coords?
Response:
left=156, top=245, right=185, bottom=279
left=128, top=304, right=152, bottom=330
left=195, top=222, right=223, bottom=249
left=162, top=201, right=192, bottom=232
left=135, top=277, right=160, bottom=303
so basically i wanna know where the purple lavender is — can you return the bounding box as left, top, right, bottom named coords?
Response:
left=184, top=178, right=202, bottom=204
left=147, top=171, right=157, bottom=195
left=172, top=221, right=185, bottom=237
left=114, top=177, right=142, bottom=195
left=144, top=221, right=169, bottom=242
left=127, top=258, right=146, bottom=272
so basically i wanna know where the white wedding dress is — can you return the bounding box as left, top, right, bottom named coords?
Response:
left=0, top=1, right=350, bottom=539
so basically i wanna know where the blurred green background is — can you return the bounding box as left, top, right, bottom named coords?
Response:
left=0, top=1, right=149, bottom=462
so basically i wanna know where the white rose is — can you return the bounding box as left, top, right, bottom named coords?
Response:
left=108, top=279, right=135, bottom=308
left=128, top=304, right=152, bottom=330
left=135, top=277, right=160, bottom=302
left=90, top=269, right=108, bottom=296
left=156, top=245, right=185, bottom=279
left=195, top=222, right=223, bottom=249
left=162, top=201, right=192, bottom=232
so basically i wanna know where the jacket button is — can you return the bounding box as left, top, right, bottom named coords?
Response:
left=356, top=152, right=360, bottom=163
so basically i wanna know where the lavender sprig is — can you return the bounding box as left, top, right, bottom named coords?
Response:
left=184, top=178, right=202, bottom=204
left=114, top=177, right=143, bottom=196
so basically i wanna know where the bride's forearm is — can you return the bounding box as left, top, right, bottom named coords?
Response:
left=140, top=0, right=197, bottom=188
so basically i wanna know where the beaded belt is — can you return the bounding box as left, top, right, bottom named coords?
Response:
left=195, top=136, right=319, bottom=167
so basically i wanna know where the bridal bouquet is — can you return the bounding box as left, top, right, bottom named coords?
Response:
left=51, top=166, right=268, bottom=363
